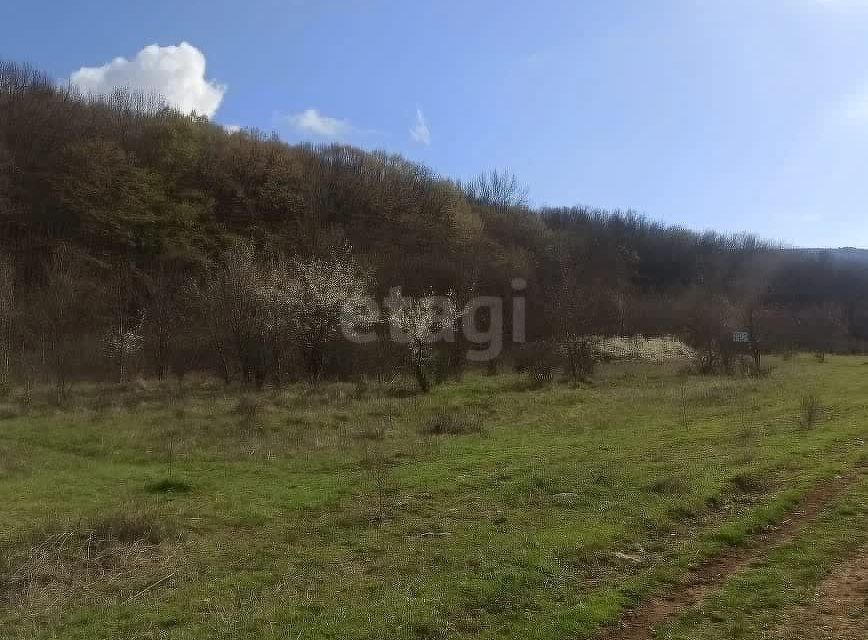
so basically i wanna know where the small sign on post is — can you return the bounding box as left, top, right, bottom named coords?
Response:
left=732, top=330, right=751, bottom=344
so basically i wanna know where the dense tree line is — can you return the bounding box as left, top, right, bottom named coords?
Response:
left=1, top=59, right=866, bottom=393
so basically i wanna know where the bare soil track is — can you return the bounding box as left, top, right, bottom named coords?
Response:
left=596, top=470, right=864, bottom=640
left=775, top=545, right=868, bottom=640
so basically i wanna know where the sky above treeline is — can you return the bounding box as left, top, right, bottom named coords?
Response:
left=3, top=0, right=868, bottom=248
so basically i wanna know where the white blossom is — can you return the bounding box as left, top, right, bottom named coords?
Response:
left=104, top=317, right=145, bottom=360
left=386, top=288, right=463, bottom=354
left=263, top=252, right=373, bottom=344
left=592, top=335, right=696, bottom=363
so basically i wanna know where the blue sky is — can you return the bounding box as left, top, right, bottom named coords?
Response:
left=3, top=0, right=868, bottom=248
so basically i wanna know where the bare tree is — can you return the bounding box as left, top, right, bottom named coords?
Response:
left=734, top=251, right=783, bottom=375
left=460, top=169, right=529, bottom=213
left=546, top=261, right=615, bottom=382
left=29, top=247, right=95, bottom=399
left=680, top=290, right=738, bottom=374
left=0, top=253, right=15, bottom=388
left=142, top=261, right=190, bottom=380
left=194, top=240, right=272, bottom=385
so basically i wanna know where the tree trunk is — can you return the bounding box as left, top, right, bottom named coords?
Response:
left=413, top=359, right=429, bottom=392
left=411, top=341, right=429, bottom=392
left=306, top=344, right=323, bottom=383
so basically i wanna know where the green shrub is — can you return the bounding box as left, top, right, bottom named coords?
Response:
left=146, top=478, right=192, bottom=495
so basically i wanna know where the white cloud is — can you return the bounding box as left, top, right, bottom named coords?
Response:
left=70, top=43, right=226, bottom=118
left=287, top=108, right=352, bottom=137
left=223, top=124, right=242, bottom=134
left=409, top=108, right=431, bottom=145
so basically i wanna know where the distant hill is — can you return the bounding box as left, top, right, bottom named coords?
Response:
left=827, top=248, right=868, bottom=264
left=796, top=247, right=868, bottom=264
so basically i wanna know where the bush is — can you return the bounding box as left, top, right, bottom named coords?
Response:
left=146, top=478, right=192, bottom=495
left=420, top=409, right=483, bottom=436
left=559, top=335, right=597, bottom=382
left=528, top=363, right=556, bottom=387
left=513, top=341, right=560, bottom=386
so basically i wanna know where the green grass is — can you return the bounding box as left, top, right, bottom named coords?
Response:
left=0, top=355, right=865, bottom=639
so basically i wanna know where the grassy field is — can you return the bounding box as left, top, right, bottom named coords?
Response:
left=0, top=355, right=865, bottom=639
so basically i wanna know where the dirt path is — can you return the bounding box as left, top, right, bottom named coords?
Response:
left=774, top=545, right=868, bottom=640
left=596, top=471, right=862, bottom=640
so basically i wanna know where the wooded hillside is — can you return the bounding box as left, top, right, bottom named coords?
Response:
left=1, top=60, right=866, bottom=389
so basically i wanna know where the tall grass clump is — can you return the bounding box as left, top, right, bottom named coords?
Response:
left=799, top=392, right=822, bottom=429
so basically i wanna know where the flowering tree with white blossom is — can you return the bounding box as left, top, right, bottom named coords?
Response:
left=195, top=241, right=374, bottom=385
left=104, top=313, right=145, bottom=382
left=264, top=250, right=374, bottom=381
left=386, top=288, right=464, bottom=392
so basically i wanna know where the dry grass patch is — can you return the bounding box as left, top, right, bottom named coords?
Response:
left=0, top=508, right=182, bottom=616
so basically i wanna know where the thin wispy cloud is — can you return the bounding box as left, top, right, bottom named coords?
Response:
left=842, top=91, right=868, bottom=122
left=827, top=84, right=868, bottom=128
left=409, top=108, right=431, bottom=145
left=70, top=43, right=226, bottom=118
left=516, top=49, right=555, bottom=73
left=814, top=0, right=868, bottom=7
left=287, top=108, right=353, bottom=137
